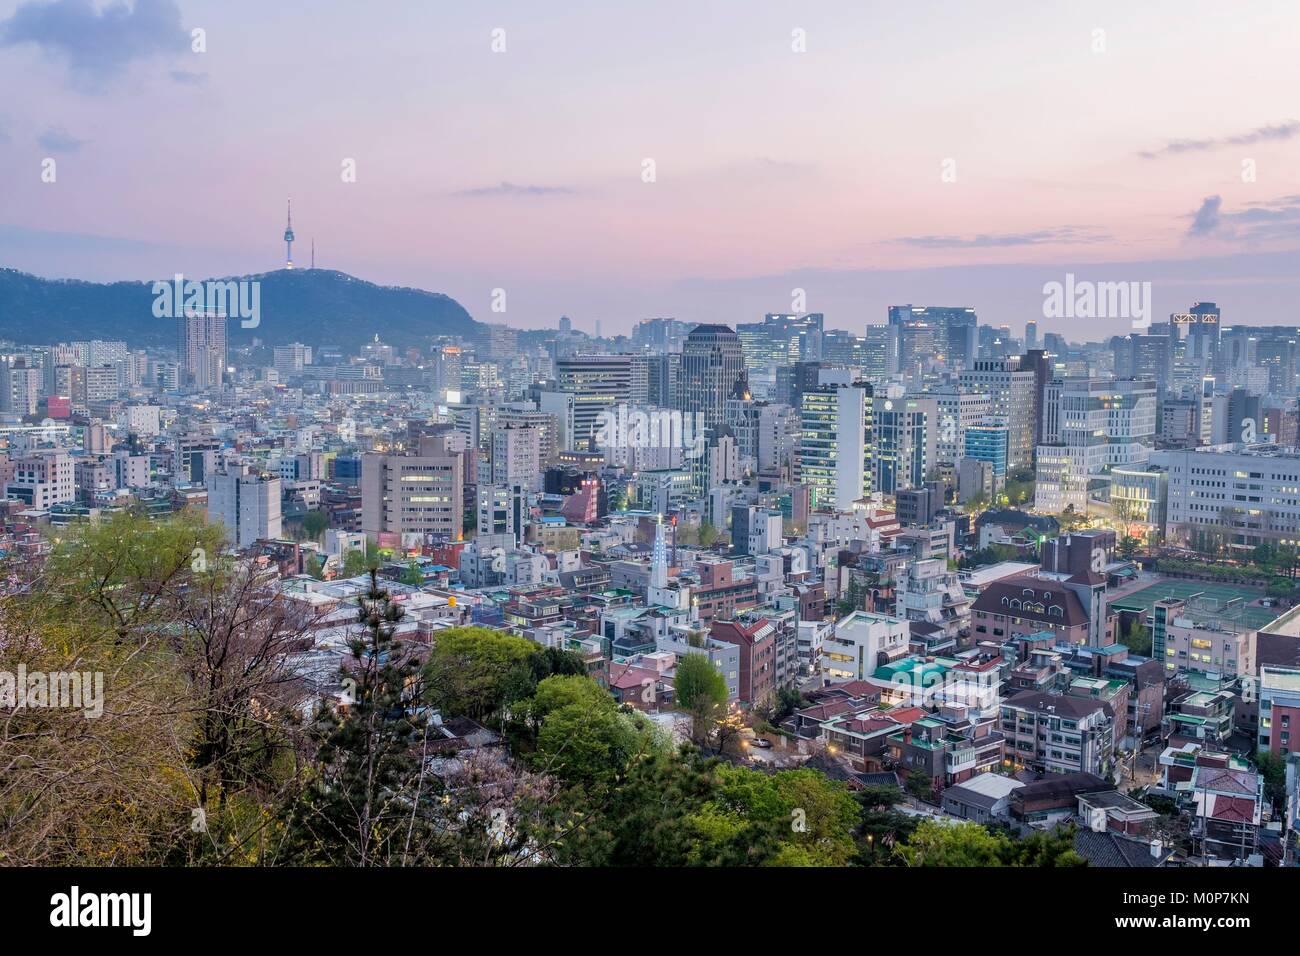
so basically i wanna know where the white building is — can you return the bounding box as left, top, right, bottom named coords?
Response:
left=207, top=465, right=282, bottom=548
left=118, top=404, right=162, bottom=437
left=5, top=450, right=75, bottom=509
left=1158, top=443, right=1300, bottom=549
left=799, top=383, right=873, bottom=512
left=929, top=385, right=991, bottom=466
left=895, top=558, right=971, bottom=642
left=821, top=610, right=909, bottom=682
left=490, top=423, right=541, bottom=492
left=1035, top=378, right=1157, bottom=513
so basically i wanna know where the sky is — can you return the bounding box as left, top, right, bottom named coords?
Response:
left=2, top=0, right=1300, bottom=337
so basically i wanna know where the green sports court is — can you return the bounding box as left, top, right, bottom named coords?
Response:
left=1108, top=579, right=1280, bottom=630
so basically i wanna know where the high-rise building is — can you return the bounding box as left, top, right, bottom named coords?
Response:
left=1024, top=321, right=1039, bottom=351
left=0, top=358, right=41, bottom=416
left=1111, top=333, right=1173, bottom=399
left=207, top=465, right=282, bottom=548
left=873, top=396, right=938, bottom=495
left=556, top=355, right=632, bottom=451
left=1035, top=378, right=1157, bottom=513
left=963, top=417, right=1009, bottom=482
left=679, top=325, right=747, bottom=430
left=1176, top=302, right=1222, bottom=371
left=959, top=359, right=1037, bottom=472
left=361, top=435, right=465, bottom=543
left=929, top=384, right=991, bottom=466
left=736, top=313, right=823, bottom=370
left=490, top=424, right=541, bottom=491
left=178, top=312, right=227, bottom=390
left=273, top=343, right=313, bottom=378
left=888, top=305, right=978, bottom=370
left=863, top=324, right=899, bottom=380
left=798, top=382, right=873, bottom=512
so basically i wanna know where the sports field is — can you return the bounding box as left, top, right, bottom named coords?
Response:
left=1108, top=579, right=1279, bottom=630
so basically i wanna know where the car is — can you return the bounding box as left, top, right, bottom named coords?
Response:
left=751, top=737, right=773, bottom=749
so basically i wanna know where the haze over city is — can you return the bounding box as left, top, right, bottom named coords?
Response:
left=3, top=0, right=1300, bottom=332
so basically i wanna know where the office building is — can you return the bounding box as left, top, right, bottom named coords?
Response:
left=207, top=465, right=282, bottom=548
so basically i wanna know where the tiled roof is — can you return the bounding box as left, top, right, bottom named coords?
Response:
left=971, top=576, right=1090, bottom=627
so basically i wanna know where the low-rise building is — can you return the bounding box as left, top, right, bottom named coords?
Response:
left=999, top=690, right=1116, bottom=776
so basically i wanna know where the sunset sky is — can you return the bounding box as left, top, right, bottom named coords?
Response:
left=3, top=0, right=1300, bottom=336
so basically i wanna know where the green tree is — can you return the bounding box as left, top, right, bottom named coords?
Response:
left=423, top=627, right=541, bottom=721
left=549, top=745, right=719, bottom=866
left=675, top=652, right=727, bottom=714
left=896, top=819, right=1010, bottom=866
left=684, top=765, right=860, bottom=866
left=698, top=521, right=719, bottom=548
left=906, top=771, right=934, bottom=802
left=302, top=510, right=328, bottom=542
left=401, top=560, right=424, bottom=587
left=532, top=701, right=652, bottom=794
left=855, top=784, right=916, bottom=865
left=342, top=543, right=379, bottom=577
left=896, top=819, right=1086, bottom=867
left=1120, top=618, right=1152, bottom=656
left=1255, top=751, right=1288, bottom=812
left=305, top=553, right=325, bottom=580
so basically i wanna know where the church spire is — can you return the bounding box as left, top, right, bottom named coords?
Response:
left=650, top=513, right=668, bottom=589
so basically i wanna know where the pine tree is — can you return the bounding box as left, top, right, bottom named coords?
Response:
left=283, top=570, right=434, bottom=865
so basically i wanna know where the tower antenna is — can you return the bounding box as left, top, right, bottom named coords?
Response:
left=283, top=198, right=295, bottom=269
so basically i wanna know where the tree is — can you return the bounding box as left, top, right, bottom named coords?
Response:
left=1255, top=751, right=1288, bottom=812
left=0, top=513, right=221, bottom=864
left=896, top=818, right=998, bottom=866
left=281, top=570, right=430, bottom=866
left=548, top=745, right=719, bottom=866
left=401, top=560, right=424, bottom=587
left=531, top=700, right=651, bottom=794
left=1058, top=504, right=1089, bottom=533
left=1266, top=577, right=1296, bottom=602
left=168, top=557, right=325, bottom=864
left=302, top=510, right=328, bottom=542
left=896, top=819, right=1086, bottom=867
left=684, top=765, right=860, bottom=866
left=342, top=543, right=379, bottom=577
left=698, top=521, right=719, bottom=548
left=673, top=652, right=733, bottom=751
left=422, top=627, right=542, bottom=721
left=305, top=554, right=325, bottom=580
left=905, top=771, right=934, bottom=802
left=1120, top=618, right=1152, bottom=656
left=855, top=784, right=915, bottom=865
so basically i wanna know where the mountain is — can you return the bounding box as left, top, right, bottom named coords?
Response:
left=0, top=267, right=485, bottom=351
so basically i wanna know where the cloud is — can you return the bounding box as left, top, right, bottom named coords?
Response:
left=169, top=68, right=207, bottom=86
left=0, top=0, right=188, bottom=89
left=453, top=181, right=576, bottom=198
left=1185, top=193, right=1300, bottom=242
left=1140, top=120, right=1300, bottom=159
left=894, top=227, right=1109, bottom=249
left=37, top=126, right=86, bottom=152
left=1187, top=195, right=1223, bottom=236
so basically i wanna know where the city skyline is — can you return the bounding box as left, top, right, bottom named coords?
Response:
left=1, top=0, right=1299, bottom=334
